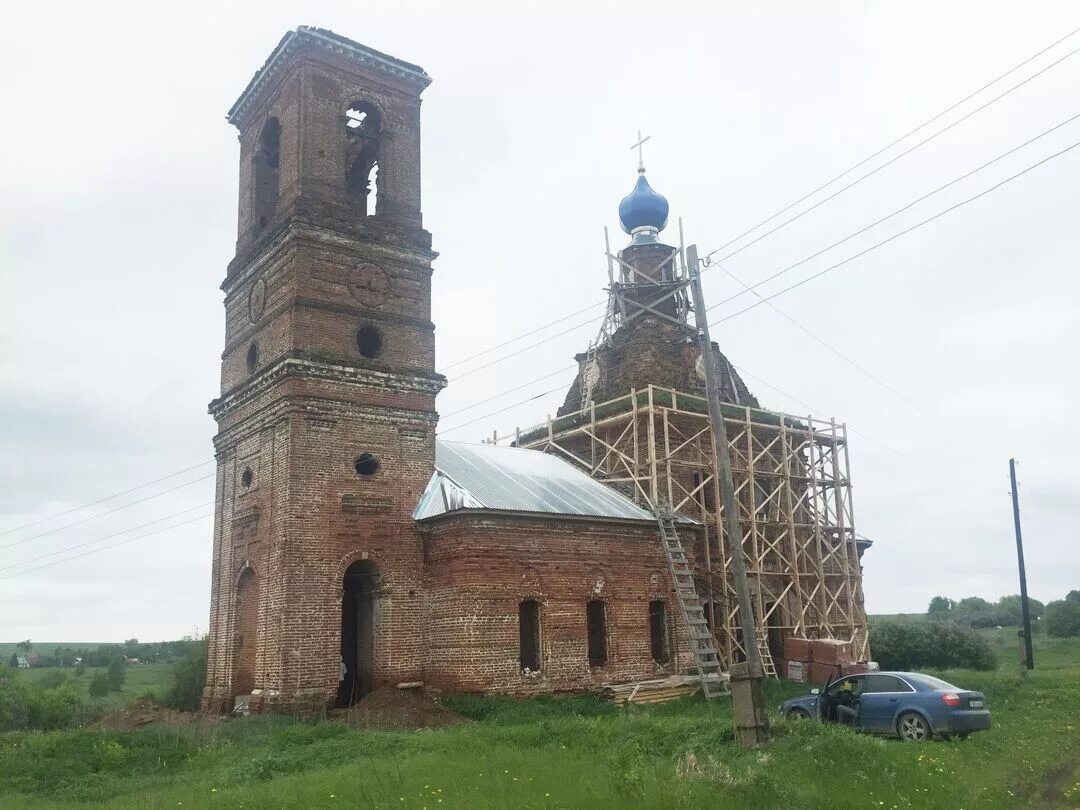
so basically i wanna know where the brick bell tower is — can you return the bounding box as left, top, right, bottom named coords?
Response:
left=202, top=27, right=444, bottom=714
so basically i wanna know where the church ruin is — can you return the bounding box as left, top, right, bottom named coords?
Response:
left=202, top=27, right=870, bottom=714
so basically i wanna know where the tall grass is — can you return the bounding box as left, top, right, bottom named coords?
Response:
left=2, top=635, right=1078, bottom=809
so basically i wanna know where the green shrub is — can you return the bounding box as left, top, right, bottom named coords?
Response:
left=869, top=620, right=997, bottom=671
left=88, top=672, right=110, bottom=698
left=107, top=658, right=126, bottom=692
left=167, top=639, right=207, bottom=712
left=1045, top=594, right=1080, bottom=638
left=37, top=670, right=68, bottom=690
left=0, top=664, right=31, bottom=731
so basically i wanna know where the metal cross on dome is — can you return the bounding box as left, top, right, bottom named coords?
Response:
left=631, top=130, right=650, bottom=173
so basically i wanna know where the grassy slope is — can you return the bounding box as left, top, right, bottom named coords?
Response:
left=2, top=635, right=1078, bottom=809
left=17, top=664, right=174, bottom=709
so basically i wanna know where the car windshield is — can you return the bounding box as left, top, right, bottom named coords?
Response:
left=908, top=674, right=958, bottom=691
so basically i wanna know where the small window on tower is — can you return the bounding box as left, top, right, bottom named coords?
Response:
left=354, top=453, right=379, bottom=477
left=344, top=102, right=380, bottom=216
left=241, top=467, right=254, bottom=488
left=356, top=326, right=383, bottom=358
left=246, top=342, right=260, bottom=374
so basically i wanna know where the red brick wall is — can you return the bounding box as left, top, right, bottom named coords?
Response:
left=203, top=33, right=441, bottom=714
left=420, top=513, right=698, bottom=694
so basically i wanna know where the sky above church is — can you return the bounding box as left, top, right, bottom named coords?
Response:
left=2, top=1, right=1078, bottom=643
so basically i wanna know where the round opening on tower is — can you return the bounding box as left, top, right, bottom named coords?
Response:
left=354, top=453, right=379, bottom=477
left=246, top=342, right=260, bottom=374
left=241, top=467, right=254, bottom=488
left=356, top=326, right=383, bottom=358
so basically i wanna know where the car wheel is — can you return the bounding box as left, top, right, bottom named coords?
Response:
left=788, top=708, right=811, bottom=719
left=897, top=712, right=930, bottom=742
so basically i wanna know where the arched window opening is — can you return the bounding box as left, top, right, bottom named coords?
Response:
left=344, top=102, right=380, bottom=216
left=519, top=600, right=541, bottom=673
left=253, top=117, right=281, bottom=232
left=339, top=560, right=380, bottom=706
left=232, top=568, right=259, bottom=699
left=649, top=600, right=669, bottom=664
left=586, top=599, right=608, bottom=667
left=246, top=342, right=260, bottom=374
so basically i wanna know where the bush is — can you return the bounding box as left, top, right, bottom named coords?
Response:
left=107, top=658, right=126, bottom=692
left=1045, top=595, right=1080, bottom=638
left=0, top=665, right=31, bottom=731
left=870, top=620, right=997, bottom=671
left=37, top=670, right=68, bottom=690
left=167, top=639, right=207, bottom=712
left=88, top=672, right=110, bottom=698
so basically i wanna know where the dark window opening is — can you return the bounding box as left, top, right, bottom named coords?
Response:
left=586, top=600, right=608, bottom=667
left=649, top=600, right=669, bottom=664
left=519, top=600, right=541, bottom=673
left=241, top=467, right=254, bottom=488
left=253, top=117, right=280, bottom=232
left=753, top=480, right=771, bottom=516
left=338, top=559, right=380, bottom=706
left=356, top=326, right=383, bottom=358
left=345, top=102, right=380, bottom=216
left=246, top=342, right=260, bottom=374
left=692, top=471, right=716, bottom=510
left=354, top=453, right=379, bottom=477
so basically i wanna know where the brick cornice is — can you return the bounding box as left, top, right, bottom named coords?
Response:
left=209, top=356, right=445, bottom=420
left=228, top=26, right=430, bottom=128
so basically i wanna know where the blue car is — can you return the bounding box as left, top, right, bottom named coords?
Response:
left=778, top=671, right=991, bottom=742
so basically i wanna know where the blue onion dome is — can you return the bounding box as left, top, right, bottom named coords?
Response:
left=618, top=172, right=670, bottom=235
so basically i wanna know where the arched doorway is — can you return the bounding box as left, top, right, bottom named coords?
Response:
left=338, top=560, right=380, bottom=706
left=233, top=568, right=258, bottom=698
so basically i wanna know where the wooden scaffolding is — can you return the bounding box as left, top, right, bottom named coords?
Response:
left=513, top=385, right=870, bottom=668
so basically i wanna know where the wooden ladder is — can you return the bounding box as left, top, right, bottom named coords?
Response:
left=655, top=505, right=727, bottom=700
left=757, top=637, right=779, bottom=680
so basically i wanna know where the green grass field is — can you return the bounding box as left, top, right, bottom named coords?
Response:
left=2, top=633, right=1078, bottom=809
left=16, top=663, right=174, bottom=709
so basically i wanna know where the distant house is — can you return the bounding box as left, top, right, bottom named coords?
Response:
left=123, top=657, right=141, bottom=665
left=16, top=656, right=29, bottom=669
left=26, top=654, right=41, bottom=667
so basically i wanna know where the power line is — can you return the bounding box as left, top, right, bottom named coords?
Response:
left=706, top=136, right=1080, bottom=326
left=434, top=24, right=1080, bottom=381
left=439, top=123, right=1080, bottom=440
left=440, top=382, right=573, bottom=435
left=0, top=512, right=212, bottom=582
left=0, top=459, right=214, bottom=537
left=440, top=365, right=577, bottom=419
left=438, top=304, right=604, bottom=373
left=0, top=472, right=215, bottom=551
left=700, top=26, right=1080, bottom=266
left=0, top=502, right=213, bottom=574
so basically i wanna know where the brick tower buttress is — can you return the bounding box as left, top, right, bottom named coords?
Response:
left=202, top=28, right=445, bottom=714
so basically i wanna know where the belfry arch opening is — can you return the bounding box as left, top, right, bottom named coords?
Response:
left=344, top=102, right=380, bottom=216
left=253, top=117, right=280, bottom=231
left=338, top=559, right=380, bottom=706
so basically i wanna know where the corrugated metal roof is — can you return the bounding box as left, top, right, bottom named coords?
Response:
left=413, top=440, right=660, bottom=522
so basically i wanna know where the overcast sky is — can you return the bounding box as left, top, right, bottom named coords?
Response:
left=2, top=1, right=1078, bottom=643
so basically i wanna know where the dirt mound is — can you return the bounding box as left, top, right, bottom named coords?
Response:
left=91, top=699, right=194, bottom=732
left=332, top=687, right=467, bottom=730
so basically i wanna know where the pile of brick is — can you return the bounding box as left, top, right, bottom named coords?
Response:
left=781, top=637, right=872, bottom=684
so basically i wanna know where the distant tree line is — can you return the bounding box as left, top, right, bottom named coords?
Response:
left=927, top=591, right=1080, bottom=637
left=8, top=638, right=204, bottom=668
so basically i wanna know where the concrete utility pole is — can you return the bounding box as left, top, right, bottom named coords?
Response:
left=1009, top=458, right=1035, bottom=670
left=687, top=244, right=770, bottom=747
